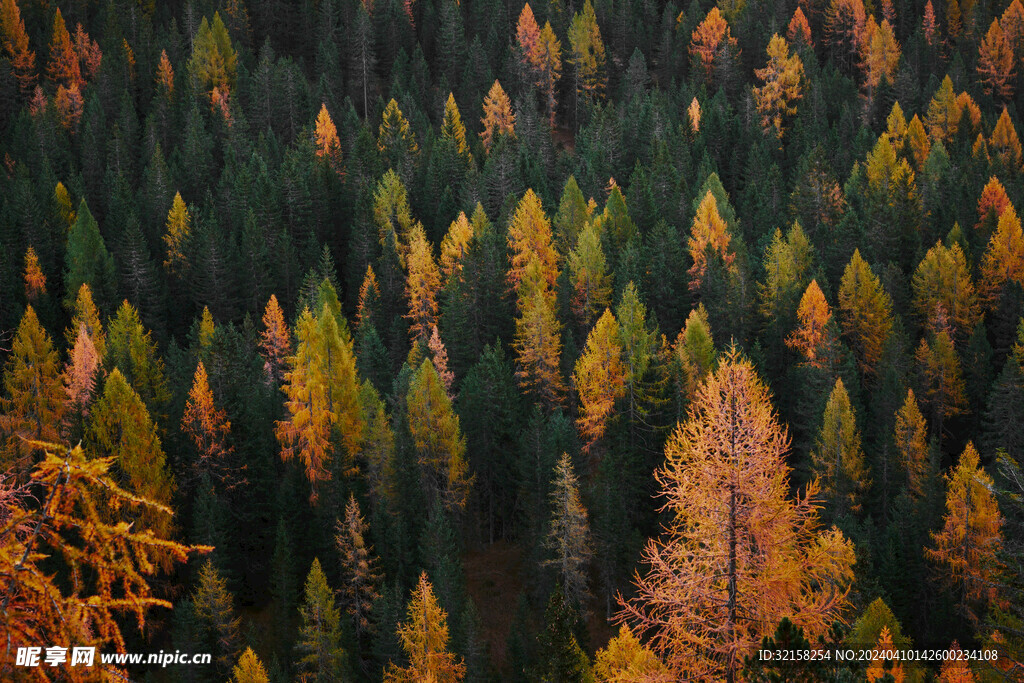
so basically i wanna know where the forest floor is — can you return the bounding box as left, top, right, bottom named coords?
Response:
left=463, top=540, right=524, bottom=669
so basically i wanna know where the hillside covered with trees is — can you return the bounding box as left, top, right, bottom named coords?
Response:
left=1, top=0, right=1024, bottom=680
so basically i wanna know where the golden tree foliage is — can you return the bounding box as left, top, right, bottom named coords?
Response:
left=314, top=103, right=343, bottom=175
left=893, top=389, right=931, bottom=500
left=55, top=83, right=83, bottom=129
left=838, top=249, right=893, bottom=375
left=926, top=76, right=961, bottom=142
left=427, top=325, right=455, bottom=398
left=754, top=35, right=804, bottom=139
left=938, top=641, right=978, bottom=682
left=978, top=19, right=1015, bottom=100
left=405, top=225, right=442, bottom=343
left=690, top=7, right=737, bottom=85
left=1, top=307, right=65, bottom=473
left=687, top=191, right=734, bottom=291
left=517, top=4, right=562, bottom=126
left=912, top=241, right=979, bottom=339
left=230, top=648, right=270, bottom=683
left=439, top=211, right=473, bottom=282
left=865, top=626, right=905, bottom=683
left=915, top=330, right=968, bottom=437
left=619, top=349, right=855, bottom=682
left=568, top=0, right=607, bottom=103
left=1003, top=0, right=1024, bottom=63
left=787, top=280, right=834, bottom=366
left=182, top=361, right=237, bottom=488
left=787, top=7, right=813, bottom=47
left=406, top=359, right=471, bottom=510
left=275, top=310, right=332, bottom=497
left=23, top=246, right=45, bottom=301
left=593, top=625, right=671, bottom=682
left=926, top=443, right=1004, bottom=623
left=65, top=284, right=105, bottom=360
left=441, top=93, right=471, bottom=163
left=811, top=377, right=871, bottom=517
left=259, top=294, right=291, bottom=384
left=976, top=176, right=1011, bottom=235
left=480, top=80, right=515, bottom=152
left=276, top=306, right=364, bottom=502
left=824, top=0, right=865, bottom=68
left=861, top=18, right=900, bottom=97
left=163, top=192, right=191, bottom=273
left=513, top=269, right=566, bottom=406
left=980, top=205, right=1024, bottom=304
left=573, top=309, right=626, bottom=452
left=384, top=572, right=466, bottom=683
left=688, top=96, right=701, bottom=133
left=0, top=443, right=198, bottom=682
left=990, top=107, right=1023, bottom=168
left=906, top=114, right=931, bottom=170
left=0, top=0, right=36, bottom=92
left=507, top=189, right=559, bottom=293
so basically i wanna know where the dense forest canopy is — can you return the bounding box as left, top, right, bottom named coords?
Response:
left=1, top=0, right=1024, bottom=680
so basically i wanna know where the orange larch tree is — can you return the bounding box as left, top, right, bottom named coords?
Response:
left=787, top=280, right=835, bottom=367
left=62, top=323, right=100, bottom=436
left=976, top=176, right=1011, bottom=242
left=618, top=349, right=855, bottom=682
left=439, top=211, right=473, bottom=283
left=259, top=294, right=291, bottom=384
left=384, top=572, right=466, bottom=682
left=314, top=103, right=344, bottom=176
left=926, top=443, right=1004, bottom=624
left=573, top=308, right=626, bottom=453
left=156, top=49, right=174, bottom=100
left=23, top=246, right=45, bottom=302
left=72, top=23, right=101, bottom=81
left=824, top=0, right=866, bottom=73
left=687, top=191, right=734, bottom=292
left=480, top=80, right=515, bottom=152
left=46, top=8, right=82, bottom=90
left=978, top=19, right=1015, bottom=100
left=980, top=204, right=1024, bottom=305
left=689, top=7, right=738, bottom=86
left=861, top=18, right=900, bottom=105
left=182, top=361, right=239, bottom=489
left=0, top=0, right=36, bottom=93
left=787, top=7, right=813, bottom=48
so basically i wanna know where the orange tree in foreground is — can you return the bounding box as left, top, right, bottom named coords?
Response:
left=618, top=348, right=855, bottom=683
left=384, top=572, right=465, bottom=682
left=0, top=442, right=198, bottom=682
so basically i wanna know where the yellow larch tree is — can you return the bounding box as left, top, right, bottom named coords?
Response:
left=990, top=107, right=1023, bottom=168
left=404, top=224, right=441, bottom=343
left=0, top=307, right=65, bottom=474
left=568, top=220, right=612, bottom=329
left=314, top=103, right=344, bottom=175
left=384, top=572, right=465, bottom=682
left=439, top=211, right=473, bottom=283
left=912, top=241, right=979, bottom=339
left=811, top=377, right=871, bottom=518
left=619, top=349, right=855, bottom=682
left=980, top=204, right=1024, bottom=306
left=865, top=626, right=905, bottom=682
left=978, top=19, right=1015, bottom=100
left=507, top=188, right=559, bottom=293
left=893, top=389, right=931, bottom=500
left=837, top=249, right=893, bottom=376
left=754, top=34, right=804, bottom=139
left=0, top=0, right=36, bottom=93
left=573, top=309, right=626, bottom=453
left=163, top=191, right=191, bottom=274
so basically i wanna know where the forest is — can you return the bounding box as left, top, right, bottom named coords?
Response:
left=1, top=0, right=1024, bottom=680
